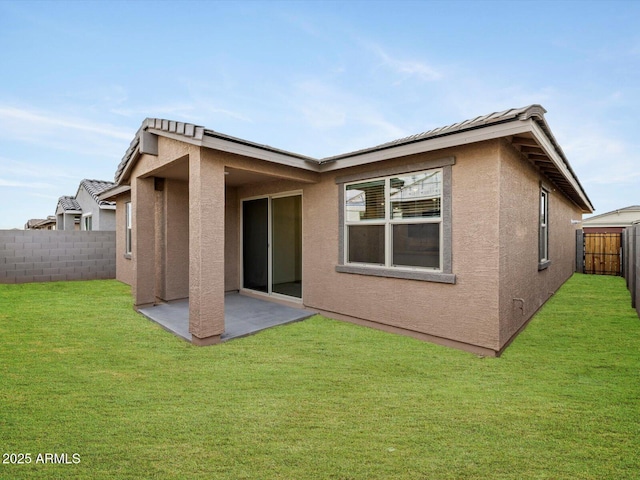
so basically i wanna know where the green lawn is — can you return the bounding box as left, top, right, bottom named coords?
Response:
left=0, top=274, right=638, bottom=479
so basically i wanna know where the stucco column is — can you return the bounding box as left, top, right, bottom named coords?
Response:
left=132, top=176, right=156, bottom=308
left=189, top=147, right=225, bottom=344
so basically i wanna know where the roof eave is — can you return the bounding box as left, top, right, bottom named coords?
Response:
left=529, top=122, right=594, bottom=213
left=317, top=119, right=536, bottom=172
left=98, top=184, right=132, bottom=201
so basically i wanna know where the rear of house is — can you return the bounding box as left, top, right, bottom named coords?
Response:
left=102, top=105, right=593, bottom=355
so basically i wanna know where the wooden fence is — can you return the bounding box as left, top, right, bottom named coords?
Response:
left=582, top=232, right=622, bottom=276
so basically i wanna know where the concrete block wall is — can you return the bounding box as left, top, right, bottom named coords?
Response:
left=0, top=230, right=116, bottom=284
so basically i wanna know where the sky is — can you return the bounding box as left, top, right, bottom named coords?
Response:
left=0, top=0, right=639, bottom=229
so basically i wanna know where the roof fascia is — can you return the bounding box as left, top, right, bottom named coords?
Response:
left=118, top=147, right=140, bottom=184
left=583, top=206, right=640, bottom=221
left=145, top=127, right=321, bottom=172
left=318, top=121, right=535, bottom=172
left=98, top=184, right=131, bottom=201
left=202, top=134, right=319, bottom=171
left=529, top=122, right=593, bottom=212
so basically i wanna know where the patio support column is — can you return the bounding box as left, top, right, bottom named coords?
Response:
left=132, top=176, right=156, bottom=308
left=189, top=147, right=225, bottom=345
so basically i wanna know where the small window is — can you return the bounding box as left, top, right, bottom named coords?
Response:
left=83, top=215, right=93, bottom=231
left=125, top=202, right=132, bottom=255
left=539, top=188, right=549, bottom=265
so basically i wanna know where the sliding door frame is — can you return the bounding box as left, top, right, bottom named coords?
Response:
left=240, top=190, right=303, bottom=303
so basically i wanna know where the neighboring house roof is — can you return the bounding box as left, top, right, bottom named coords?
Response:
left=25, top=218, right=46, bottom=229
left=111, top=104, right=594, bottom=213
left=77, top=179, right=116, bottom=208
left=57, top=196, right=82, bottom=213
left=26, top=216, right=57, bottom=229
left=583, top=205, right=640, bottom=228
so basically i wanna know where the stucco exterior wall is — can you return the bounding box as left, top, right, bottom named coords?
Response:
left=298, top=141, right=503, bottom=352
left=497, top=140, right=583, bottom=347
left=232, top=142, right=502, bottom=352
left=115, top=192, right=134, bottom=287
left=161, top=179, right=189, bottom=301
left=225, top=186, right=239, bottom=291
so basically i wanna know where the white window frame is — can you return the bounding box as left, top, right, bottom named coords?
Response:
left=539, top=187, right=550, bottom=269
left=344, top=168, right=443, bottom=272
left=82, top=213, right=93, bottom=231
left=125, top=202, right=132, bottom=256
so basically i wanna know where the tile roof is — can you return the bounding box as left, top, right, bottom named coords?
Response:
left=583, top=205, right=640, bottom=222
left=25, top=218, right=46, bottom=229
left=322, top=106, right=547, bottom=162
left=79, top=179, right=116, bottom=207
left=57, top=195, right=81, bottom=212
left=111, top=105, right=593, bottom=212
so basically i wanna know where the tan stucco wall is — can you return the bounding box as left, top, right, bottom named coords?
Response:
left=306, top=142, right=503, bottom=351
left=234, top=142, right=503, bottom=351
left=225, top=186, right=239, bottom=291
left=115, top=192, right=134, bottom=287
left=162, top=179, right=189, bottom=301
left=497, top=140, right=582, bottom=347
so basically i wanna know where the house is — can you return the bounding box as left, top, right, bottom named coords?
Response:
left=101, top=105, right=593, bottom=356
left=55, top=179, right=116, bottom=231
left=24, top=216, right=56, bottom=230
left=582, top=205, right=640, bottom=233
left=55, top=196, right=82, bottom=231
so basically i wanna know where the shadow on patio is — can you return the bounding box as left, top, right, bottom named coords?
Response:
left=138, top=292, right=314, bottom=343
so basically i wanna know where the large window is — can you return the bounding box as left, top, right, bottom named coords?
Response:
left=345, top=169, right=443, bottom=270
left=125, top=202, right=132, bottom=256
left=539, top=188, right=549, bottom=267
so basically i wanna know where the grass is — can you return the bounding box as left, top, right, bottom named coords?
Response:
left=0, top=274, right=638, bottom=479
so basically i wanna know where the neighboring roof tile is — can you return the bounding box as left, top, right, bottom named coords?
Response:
left=583, top=205, right=640, bottom=222
left=25, top=218, right=46, bottom=228
left=79, top=179, right=116, bottom=207
left=57, top=196, right=81, bottom=212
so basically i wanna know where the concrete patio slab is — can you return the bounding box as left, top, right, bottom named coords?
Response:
left=138, top=292, right=313, bottom=343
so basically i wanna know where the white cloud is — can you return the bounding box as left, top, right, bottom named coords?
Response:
left=0, top=157, right=77, bottom=180
left=0, top=106, right=131, bottom=140
left=365, top=42, right=443, bottom=82
left=0, top=104, right=133, bottom=162
left=0, top=178, right=54, bottom=189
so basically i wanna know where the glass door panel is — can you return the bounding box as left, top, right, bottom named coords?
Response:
left=271, top=195, right=302, bottom=298
left=242, top=198, right=268, bottom=293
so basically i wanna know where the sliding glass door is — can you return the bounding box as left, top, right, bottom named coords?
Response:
left=242, top=194, right=302, bottom=299
left=242, top=198, right=269, bottom=293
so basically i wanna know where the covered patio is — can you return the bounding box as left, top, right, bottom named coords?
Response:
left=138, top=292, right=314, bottom=343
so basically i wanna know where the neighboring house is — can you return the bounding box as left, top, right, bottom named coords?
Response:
left=582, top=205, right=640, bottom=233
left=55, top=179, right=116, bottom=231
left=55, top=196, right=82, bottom=231
left=74, top=179, right=117, bottom=231
left=101, top=105, right=594, bottom=356
left=24, top=216, right=57, bottom=230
